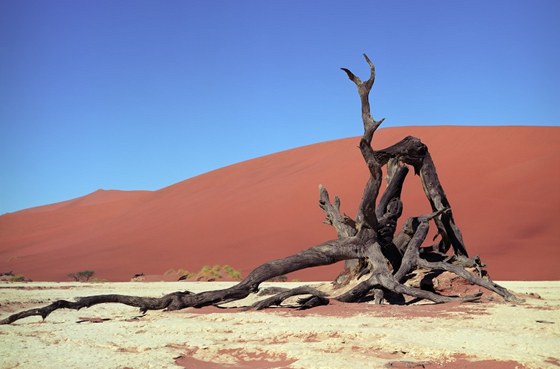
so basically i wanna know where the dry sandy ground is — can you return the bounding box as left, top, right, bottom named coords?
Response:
left=0, top=281, right=558, bottom=369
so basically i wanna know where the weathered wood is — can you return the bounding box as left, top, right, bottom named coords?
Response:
left=417, top=259, right=521, bottom=303
left=0, top=239, right=362, bottom=324
left=0, top=54, right=520, bottom=325
left=250, top=286, right=328, bottom=310
left=318, top=185, right=357, bottom=238
left=342, top=54, right=384, bottom=233
left=376, top=164, right=408, bottom=220
left=0, top=291, right=193, bottom=324
left=419, top=153, right=469, bottom=257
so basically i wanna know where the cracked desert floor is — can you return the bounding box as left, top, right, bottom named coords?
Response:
left=0, top=281, right=558, bottom=369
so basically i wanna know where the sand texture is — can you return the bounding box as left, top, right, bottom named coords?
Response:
left=0, top=281, right=559, bottom=369
left=0, top=126, right=558, bottom=282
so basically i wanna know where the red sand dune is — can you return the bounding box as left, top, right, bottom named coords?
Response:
left=0, top=126, right=558, bottom=281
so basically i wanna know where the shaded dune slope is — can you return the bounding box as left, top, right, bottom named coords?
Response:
left=1, top=126, right=558, bottom=281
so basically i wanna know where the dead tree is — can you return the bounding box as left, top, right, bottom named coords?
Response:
left=0, top=55, right=520, bottom=325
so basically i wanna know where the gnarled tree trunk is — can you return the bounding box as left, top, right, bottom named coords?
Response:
left=0, top=55, right=521, bottom=325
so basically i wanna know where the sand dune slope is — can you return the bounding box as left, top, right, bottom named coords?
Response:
left=0, top=126, right=558, bottom=281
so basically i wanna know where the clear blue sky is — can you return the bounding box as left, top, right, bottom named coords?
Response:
left=1, top=0, right=558, bottom=214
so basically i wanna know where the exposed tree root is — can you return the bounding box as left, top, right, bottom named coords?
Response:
left=250, top=286, right=329, bottom=310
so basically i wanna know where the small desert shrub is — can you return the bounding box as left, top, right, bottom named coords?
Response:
left=177, top=270, right=192, bottom=280
left=193, top=265, right=243, bottom=281
left=10, top=275, right=27, bottom=282
left=195, top=265, right=218, bottom=281
left=223, top=265, right=242, bottom=280
left=166, top=265, right=242, bottom=281
left=210, top=265, right=223, bottom=279
left=164, top=268, right=193, bottom=280
left=0, top=272, right=30, bottom=282
left=68, top=270, right=95, bottom=282
left=176, top=268, right=190, bottom=276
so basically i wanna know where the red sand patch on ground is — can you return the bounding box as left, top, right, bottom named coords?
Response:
left=173, top=345, right=528, bottom=369
left=386, top=356, right=529, bottom=369
left=181, top=298, right=490, bottom=320
left=174, top=347, right=296, bottom=369
left=1, top=126, right=558, bottom=281
left=274, top=299, right=490, bottom=319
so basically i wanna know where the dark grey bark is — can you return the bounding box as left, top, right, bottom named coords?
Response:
left=0, top=55, right=521, bottom=325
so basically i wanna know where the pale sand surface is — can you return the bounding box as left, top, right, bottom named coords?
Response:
left=0, top=281, right=558, bottom=369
